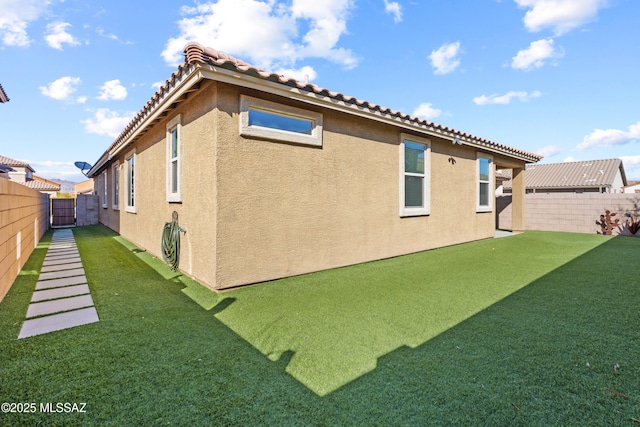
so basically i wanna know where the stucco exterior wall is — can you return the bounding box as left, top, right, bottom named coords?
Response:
left=212, top=85, right=498, bottom=289
left=98, top=81, right=219, bottom=289
left=0, top=178, right=49, bottom=301
left=96, top=79, right=525, bottom=291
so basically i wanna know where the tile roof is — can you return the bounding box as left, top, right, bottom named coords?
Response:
left=24, top=179, right=60, bottom=192
left=503, top=158, right=627, bottom=190
left=0, top=83, right=8, bottom=103
left=184, top=43, right=542, bottom=163
left=0, top=154, right=35, bottom=172
left=90, top=42, right=542, bottom=176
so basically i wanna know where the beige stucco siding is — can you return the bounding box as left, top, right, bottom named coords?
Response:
left=97, top=79, right=524, bottom=291
left=213, top=84, right=497, bottom=289
left=99, top=81, right=219, bottom=289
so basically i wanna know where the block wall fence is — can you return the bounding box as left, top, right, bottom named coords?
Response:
left=0, top=179, right=50, bottom=302
left=497, top=193, right=640, bottom=236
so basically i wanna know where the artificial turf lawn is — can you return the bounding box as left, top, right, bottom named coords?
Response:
left=0, top=225, right=638, bottom=425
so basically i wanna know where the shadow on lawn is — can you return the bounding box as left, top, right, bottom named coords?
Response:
left=211, top=231, right=636, bottom=397
left=13, top=226, right=632, bottom=425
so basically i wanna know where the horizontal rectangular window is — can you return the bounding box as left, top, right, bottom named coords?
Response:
left=248, top=109, right=314, bottom=135
left=240, top=95, right=322, bottom=147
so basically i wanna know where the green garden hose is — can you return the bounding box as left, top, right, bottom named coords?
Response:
left=162, top=211, right=184, bottom=271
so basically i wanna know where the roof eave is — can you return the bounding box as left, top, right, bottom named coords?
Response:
left=198, top=64, right=541, bottom=163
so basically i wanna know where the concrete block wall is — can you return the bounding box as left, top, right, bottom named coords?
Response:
left=76, top=194, right=99, bottom=226
left=0, top=179, right=50, bottom=302
left=497, top=193, right=640, bottom=236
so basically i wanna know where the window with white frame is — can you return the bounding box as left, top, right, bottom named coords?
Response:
left=399, top=134, right=431, bottom=217
left=166, top=115, right=181, bottom=202
left=125, top=150, right=136, bottom=213
left=112, top=163, right=119, bottom=209
left=477, top=153, right=493, bottom=212
left=239, top=95, right=323, bottom=147
left=102, top=171, right=107, bottom=208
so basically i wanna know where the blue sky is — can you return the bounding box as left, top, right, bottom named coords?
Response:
left=1, top=0, right=639, bottom=182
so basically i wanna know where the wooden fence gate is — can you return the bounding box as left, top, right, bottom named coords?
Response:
left=51, top=198, right=75, bottom=227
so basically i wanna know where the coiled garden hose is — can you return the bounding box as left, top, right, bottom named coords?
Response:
left=162, top=211, right=184, bottom=271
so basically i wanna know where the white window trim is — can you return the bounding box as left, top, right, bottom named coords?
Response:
left=476, top=153, right=494, bottom=212
left=166, top=115, right=182, bottom=202
left=101, top=171, right=107, bottom=208
left=112, top=163, right=119, bottom=210
left=125, top=149, right=136, bottom=214
left=399, top=133, right=431, bottom=217
left=239, top=95, right=323, bottom=147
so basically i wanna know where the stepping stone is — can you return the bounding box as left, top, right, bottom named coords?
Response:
left=41, top=262, right=84, bottom=273
left=42, top=257, right=82, bottom=267
left=49, top=244, right=76, bottom=250
left=18, top=307, right=99, bottom=339
left=38, top=268, right=85, bottom=281
left=45, top=252, right=80, bottom=260
left=26, top=294, right=94, bottom=318
left=36, top=275, right=87, bottom=290
left=31, top=284, right=91, bottom=302
left=46, top=250, right=79, bottom=257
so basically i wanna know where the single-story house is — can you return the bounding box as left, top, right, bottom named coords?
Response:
left=502, top=158, right=627, bottom=194
left=88, top=42, right=541, bottom=291
left=27, top=175, right=61, bottom=196
left=0, top=154, right=60, bottom=195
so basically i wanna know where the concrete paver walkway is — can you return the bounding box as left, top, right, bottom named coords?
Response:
left=18, top=229, right=99, bottom=339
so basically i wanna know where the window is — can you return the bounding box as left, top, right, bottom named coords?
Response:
left=399, top=134, right=431, bottom=216
left=101, top=171, right=107, bottom=208
left=112, top=163, right=119, bottom=210
left=166, top=115, right=181, bottom=202
left=477, top=154, right=493, bottom=212
left=125, top=150, right=136, bottom=213
left=239, top=95, right=322, bottom=147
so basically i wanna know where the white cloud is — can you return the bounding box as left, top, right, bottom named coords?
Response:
left=514, top=0, right=609, bottom=35
left=161, top=0, right=357, bottom=71
left=0, top=0, right=50, bottom=47
left=576, top=121, right=640, bottom=151
left=511, top=38, right=563, bottom=71
left=563, top=156, right=577, bottom=162
left=275, top=65, right=318, bottom=82
left=473, top=90, right=541, bottom=105
left=44, top=22, right=80, bottom=50
left=535, top=145, right=559, bottom=158
left=97, top=79, right=128, bottom=101
left=429, top=42, right=461, bottom=75
left=412, top=103, right=442, bottom=120
left=39, top=76, right=82, bottom=101
left=383, top=0, right=402, bottom=23
left=620, top=155, right=640, bottom=181
left=82, top=109, right=135, bottom=138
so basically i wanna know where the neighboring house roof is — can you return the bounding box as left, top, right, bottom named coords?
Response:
left=24, top=179, right=60, bottom=192
left=503, top=158, right=627, bottom=190
left=0, top=154, right=35, bottom=172
left=89, top=42, right=542, bottom=176
left=0, top=163, right=16, bottom=173
left=0, top=83, right=8, bottom=103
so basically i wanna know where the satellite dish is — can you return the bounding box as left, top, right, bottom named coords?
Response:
left=74, top=161, right=92, bottom=176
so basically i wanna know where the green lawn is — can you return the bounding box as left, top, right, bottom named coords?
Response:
left=1, top=225, right=638, bottom=425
